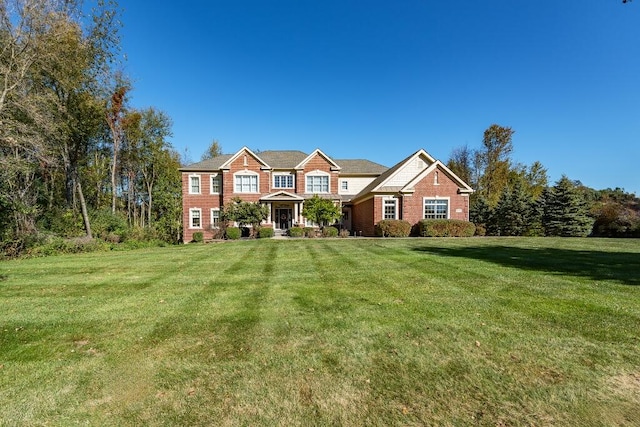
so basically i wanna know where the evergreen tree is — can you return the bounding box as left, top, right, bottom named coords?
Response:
left=543, top=176, right=593, bottom=237
left=470, top=196, right=491, bottom=235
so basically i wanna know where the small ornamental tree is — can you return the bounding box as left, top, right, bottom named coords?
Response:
left=302, top=195, right=342, bottom=227
left=543, top=176, right=593, bottom=237
left=223, top=197, right=269, bottom=237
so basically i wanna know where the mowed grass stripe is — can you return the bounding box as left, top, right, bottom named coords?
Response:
left=1, top=238, right=639, bottom=426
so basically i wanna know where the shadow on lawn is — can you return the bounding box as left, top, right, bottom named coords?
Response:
left=413, top=245, right=640, bottom=286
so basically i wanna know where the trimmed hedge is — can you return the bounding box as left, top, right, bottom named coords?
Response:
left=288, top=227, right=305, bottom=238
left=226, top=227, right=241, bottom=240
left=257, top=227, right=274, bottom=238
left=322, top=226, right=339, bottom=237
left=375, top=220, right=412, bottom=237
left=192, top=232, right=204, bottom=243
left=417, top=219, right=476, bottom=237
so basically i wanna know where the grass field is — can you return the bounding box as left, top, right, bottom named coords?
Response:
left=1, top=237, right=639, bottom=426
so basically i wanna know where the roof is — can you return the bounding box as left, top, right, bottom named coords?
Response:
left=335, top=159, right=388, bottom=175
left=179, top=154, right=234, bottom=171
left=257, top=150, right=308, bottom=169
left=180, top=149, right=389, bottom=175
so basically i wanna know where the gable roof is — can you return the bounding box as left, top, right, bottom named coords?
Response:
left=351, top=148, right=473, bottom=202
left=295, top=148, right=341, bottom=171
left=220, top=146, right=271, bottom=170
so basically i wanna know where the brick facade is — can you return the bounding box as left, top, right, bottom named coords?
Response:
left=180, top=147, right=473, bottom=241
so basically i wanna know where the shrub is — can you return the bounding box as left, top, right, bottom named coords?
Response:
left=192, top=232, right=204, bottom=243
left=417, top=219, right=476, bottom=237
left=304, top=227, right=316, bottom=238
left=258, top=227, right=274, bottom=238
left=322, top=226, right=338, bottom=237
left=226, top=227, right=241, bottom=240
left=339, top=229, right=350, bottom=238
left=288, top=227, right=304, bottom=238
left=375, top=220, right=412, bottom=237
left=91, top=209, right=128, bottom=242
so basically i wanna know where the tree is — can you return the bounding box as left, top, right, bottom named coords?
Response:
left=201, top=139, right=222, bottom=161
left=543, top=176, right=593, bottom=237
left=490, top=180, right=530, bottom=236
left=106, top=81, right=129, bottom=214
left=477, top=124, right=514, bottom=206
left=302, top=195, right=342, bottom=227
left=223, top=197, right=269, bottom=237
left=446, top=144, right=476, bottom=188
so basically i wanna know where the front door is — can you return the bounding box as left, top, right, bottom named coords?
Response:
left=275, top=208, right=292, bottom=230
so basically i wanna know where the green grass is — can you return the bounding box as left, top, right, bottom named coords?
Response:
left=1, top=237, right=639, bottom=426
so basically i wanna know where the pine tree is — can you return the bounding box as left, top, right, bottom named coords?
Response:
left=543, top=176, right=593, bottom=237
left=470, top=196, right=491, bottom=235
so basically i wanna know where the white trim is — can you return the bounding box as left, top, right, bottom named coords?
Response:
left=188, top=174, right=201, bottom=195
left=189, top=208, right=202, bottom=229
left=220, top=146, right=271, bottom=170
left=370, top=149, right=435, bottom=192
left=295, top=148, right=341, bottom=170
left=405, top=161, right=474, bottom=194
left=383, top=197, right=398, bottom=220
left=305, top=170, right=330, bottom=194
left=210, top=208, right=220, bottom=229
left=210, top=173, right=221, bottom=194
left=423, top=197, right=450, bottom=219
left=233, top=170, right=260, bottom=193
left=272, top=172, right=295, bottom=189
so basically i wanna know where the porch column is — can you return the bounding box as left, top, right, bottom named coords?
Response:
left=294, top=203, right=299, bottom=225
left=266, top=202, right=272, bottom=225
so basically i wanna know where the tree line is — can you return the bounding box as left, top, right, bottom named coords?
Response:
left=0, top=0, right=182, bottom=256
left=447, top=124, right=640, bottom=237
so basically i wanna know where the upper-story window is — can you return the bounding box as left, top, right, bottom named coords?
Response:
left=273, top=174, right=294, bottom=189
left=234, top=173, right=258, bottom=193
left=341, top=180, right=348, bottom=191
left=210, top=174, right=221, bottom=194
left=383, top=198, right=397, bottom=220
left=189, top=175, right=201, bottom=194
left=306, top=173, right=329, bottom=193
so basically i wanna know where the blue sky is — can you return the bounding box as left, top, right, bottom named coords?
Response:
left=115, top=1, right=639, bottom=195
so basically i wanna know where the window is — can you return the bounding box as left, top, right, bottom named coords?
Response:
left=211, top=208, right=220, bottom=228
left=189, top=175, right=201, bottom=194
left=274, top=174, right=294, bottom=189
left=424, top=199, right=448, bottom=219
left=383, top=199, right=397, bottom=220
left=210, top=174, right=221, bottom=193
left=434, top=171, right=439, bottom=185
left=306, top=175, right=329, bottom=193
left=341, top=180, right=348, bottom=191
left=190, top=208, right=202, bottom=228
left=234, top=174, right=258, bottom=193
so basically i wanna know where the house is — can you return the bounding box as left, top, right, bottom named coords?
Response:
left=180, top=146, right=473, bottom=241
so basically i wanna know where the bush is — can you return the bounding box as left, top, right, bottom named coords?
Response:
left=322, top=226, right=338, bottom=237
left=226, top=227, right=241, bottom=240
left=258, top=227, right=274, bottom=238
left=339, top=229, right=350, bottom=238
left=417, top=219, right=476, bottom=237
left=91, top=209, right=128, bottom=242
left=304, top=227, right=317, bottom=238
left=192, top=232, right=204, bottom=243
left=375, top=220, right=412, bottom=237
left=288, top=227, right=304, bottom=238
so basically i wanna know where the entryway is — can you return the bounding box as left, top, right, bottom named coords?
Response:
left=275, top=207, right=292, bottom=230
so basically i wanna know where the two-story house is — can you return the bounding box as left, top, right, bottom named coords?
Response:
left=180, top=146, right=473, bottom=241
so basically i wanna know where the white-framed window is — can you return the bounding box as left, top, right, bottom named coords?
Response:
left=273, top=173, right=294, bottom=189
left=341, top=180, right=348, bottom=191
left=424, top=198, right=449, bottom=219
left=189, top=174, right=201, bottom=194
left=210, top=174, right=221, bottom=194
left=189, top=208, right=202, bottom=228
left=234, top=173, right=258, bottom=193
left=383, top=198, right=397, bottom=220
left=210, top=208, right=220, bottom=228
left=306, top=173, right=329, bottom=193
left=434, top=171, right=440, bottom=185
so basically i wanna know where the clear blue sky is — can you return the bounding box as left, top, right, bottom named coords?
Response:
left=115, top=1, right=639, bottom=195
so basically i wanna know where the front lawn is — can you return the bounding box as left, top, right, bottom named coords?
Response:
left=1, top=238, right=639, bottom=426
